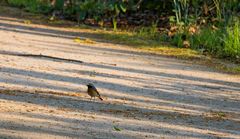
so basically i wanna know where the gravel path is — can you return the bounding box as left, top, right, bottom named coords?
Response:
left=0, top=15, right=240, bottom=139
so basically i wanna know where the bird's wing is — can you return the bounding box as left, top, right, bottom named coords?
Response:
left=91, top=85, right=98, bottom=91
left=90, top=85, right=99, bottom=94
left=91, top=85, right=103, bottom=100
left=95, top=89, right=101, bottom=96
left=93, top=86, right=101, bottom=96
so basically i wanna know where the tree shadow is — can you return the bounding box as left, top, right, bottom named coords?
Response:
left=1, top=66, right=239, bottom=107
left=0, top=89, right=239, bottom=138
left=0, top=14, right=240, bottom=138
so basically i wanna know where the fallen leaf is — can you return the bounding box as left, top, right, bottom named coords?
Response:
left=24, top=20, right=32, bottom=24
left=113, top=126, right=121, bottom=131
left=49, top=110, right=54, bottom=113
left=183, top=40, right=190, bottom=48
left=74, top=37, right=96, bottom=44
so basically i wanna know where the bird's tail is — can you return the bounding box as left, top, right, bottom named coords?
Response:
left=99, top=96, right=103, bottom=101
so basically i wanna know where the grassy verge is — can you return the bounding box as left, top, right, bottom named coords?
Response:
left=90, top=29, right=201, bottom=59
left=0, top=5, right=239, bottom=74
left=80, top=28, right=240, bottom=74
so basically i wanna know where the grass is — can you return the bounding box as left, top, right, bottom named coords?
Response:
left=190, top=24, right=240, bottom=61
left=224, top=21, right=240, bottom=59
left=7, top=0, right=52, bottom=14
left=0, top=5, right=239, bottom=74
left=84, top=28, right=201, bottom=59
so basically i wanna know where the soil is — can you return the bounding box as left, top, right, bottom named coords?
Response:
left=0, top=11, right=240, bottom=139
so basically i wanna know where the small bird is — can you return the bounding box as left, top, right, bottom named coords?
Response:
left=87, top=83, right=103, bottom=101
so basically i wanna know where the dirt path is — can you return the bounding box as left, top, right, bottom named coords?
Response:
left=0, top=14, right=240, bottom=139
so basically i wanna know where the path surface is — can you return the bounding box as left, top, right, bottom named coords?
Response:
left=0, top=15, right=240, bottom=139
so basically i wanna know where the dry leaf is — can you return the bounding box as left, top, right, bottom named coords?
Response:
left=74, top=37, right=96, bottom=44
left=183, top=40, right=190, bottom=48
left=24, top=20, right=32, bottom=24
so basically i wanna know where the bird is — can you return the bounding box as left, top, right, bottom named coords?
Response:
left=87, top=83, right=103, bottom=101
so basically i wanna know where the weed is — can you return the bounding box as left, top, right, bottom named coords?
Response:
left=191, top=27, right=224, bottom=55
left=224, top=21, right=240, bottom=59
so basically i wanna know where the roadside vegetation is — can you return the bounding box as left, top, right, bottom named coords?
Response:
left=2, top=0, right=240, bottom=73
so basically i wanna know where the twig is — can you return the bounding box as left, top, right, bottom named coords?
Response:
left=0, top=51, right=83, bottom=63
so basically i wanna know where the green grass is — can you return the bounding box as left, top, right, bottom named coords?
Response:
left=190, top=24, right=240, bottom=61
left=224, top=21, right=240, bottom=59
left=7, top=0, right=52, bottom=14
